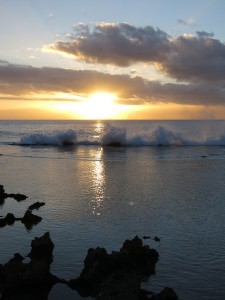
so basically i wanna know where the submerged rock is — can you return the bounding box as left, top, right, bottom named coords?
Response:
left=143, top=235, right=151, bottom=240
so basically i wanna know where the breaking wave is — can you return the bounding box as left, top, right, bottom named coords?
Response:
left=19, top=129, right=77, bottom=146
left=17, top=125, right=225, bottom=147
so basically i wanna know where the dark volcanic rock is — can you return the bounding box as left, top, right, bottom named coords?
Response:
left=153, top=236, right=160, bottom=242
left=151, top=287, right=178, bottom=300
left=0, top=232, right=60, bottom=300
left=28, top=232, right=54, bottom=264
left=0, top=211, right=42, bottom=230
left=69, top=236, right=159, bottom=298
left=143, top=235, right=151, bottom=240
left=0, top=185, right=28, bottom=204
left=20, top=210, right=42, bottom=230
left=0, top=185, right=5, bottom=195
left=0, top=232, right=178, bottom=300
left=7, top=193, right=27, bottom=202
left=28, top=201, right=45, bottom=211
left=0, top=213, right=16, bottom=228
left=96, top=271, right=141, bottom=300
left=0, top=185, right=7, bottom=205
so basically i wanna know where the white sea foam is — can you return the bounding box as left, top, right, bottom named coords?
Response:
left=19, top=129, right=76, bottom=146
left=17, top=124, right=225, bottom=147
left=101, top=126, right=126, bottom=146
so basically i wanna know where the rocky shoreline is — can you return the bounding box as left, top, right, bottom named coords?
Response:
left=0, top=185, right=178, bottom=300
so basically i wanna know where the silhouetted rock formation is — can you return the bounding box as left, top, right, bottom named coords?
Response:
left=0, top=184, right=27, bottom=204
left=0, top=185, right=7, bottom=205
left=0, top=233, right=178, bottom=300
left=20, top=210, right=42, bottom=230
left=143, top=235, right=151, bottom=239
left=7, top=193, right=27, bottom=202
left=153, top=236, right=160, bottom=242
left=0, top=211, right=42, bottom=229
left=0, top=232, right=60, bottom=300
left=28, top=232, right=54, bottom=263
left=28, top=201, right=45, bottom=211
left=151, top=287, right=178, bottom=300
left=69, top=236, right=159, bottom=298
left=0, top=213, right=16, bottom=228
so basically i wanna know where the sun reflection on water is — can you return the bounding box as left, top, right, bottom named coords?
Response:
left=91, top=147, right=106, bottom=216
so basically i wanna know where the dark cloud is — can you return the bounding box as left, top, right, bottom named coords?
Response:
left=1, top=61, right=225, bottom=106
left=196, top=31, right=214, bottom=38
left=46, top=23, right=225, bottom=83
left=163, top=33, right=225, bottom=82
left=48, top=23, right=170, bottom=66
left=0, top=60, right=9, bottom=65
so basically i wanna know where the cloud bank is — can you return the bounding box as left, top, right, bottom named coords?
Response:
left=46, top=23, right=225, bottom=83
left=2, top=23, right=225, bottom=109
left=1, top=62, right=225, bottom=106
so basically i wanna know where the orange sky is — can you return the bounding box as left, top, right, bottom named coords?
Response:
left=1, top=1, right=225, bottom=120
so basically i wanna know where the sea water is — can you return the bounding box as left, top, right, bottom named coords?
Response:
left=0, top=120, right=225, bottom=300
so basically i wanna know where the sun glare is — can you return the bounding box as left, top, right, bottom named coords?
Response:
left=81, top=92, right=119, bottom=119
left=49, top=91, right=130, bottom=119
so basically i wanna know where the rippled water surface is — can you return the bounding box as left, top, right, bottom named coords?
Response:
left=1, top=120, right=225, bottom=299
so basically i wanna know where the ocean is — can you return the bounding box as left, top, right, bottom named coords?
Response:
left=1, top=120, right=225, bottom=299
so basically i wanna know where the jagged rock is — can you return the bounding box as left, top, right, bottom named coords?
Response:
left=0, top=185, right=27, bottom=204
left=20, top=210, right=42, bottom=230
left=0, top=232, right=60, bottom=300
left=7, top=193, right=27, bottom=202
left=28, top=201, right=45, bottom=211
left=96, top=271, right=141, bottom=300
left=151, top=287, right=178, bottom=300
left=153, top=236, right=160, bottom=242
left=69, top=236, right=159, bottom=298
left=0, top=185, right=5, bottom=195
left=0, top=185, right=7, bottom=205
left=0, top=211, right=42, bottom=230
left=28, top=232, right=54, bottom=264
left=0, top=213, right=16, bottom=228
left=143, top=235, right=151, bottom=239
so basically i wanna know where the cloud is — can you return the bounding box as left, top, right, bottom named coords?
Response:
left=163, top=33, right=225, bottom=82
left=0, top=60, right=9, bottom=65
left=0, top=61, right=225, bottom=106
left=196, top=31, right=214, bottom=39
left=45, top=23, right=225, bottom=83
left=46, top=23, right=171, bottom=66
left=177, top=18, right=196, bottom=26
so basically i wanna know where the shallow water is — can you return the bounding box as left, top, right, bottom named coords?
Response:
left=1, top=120, right=225, bottom=299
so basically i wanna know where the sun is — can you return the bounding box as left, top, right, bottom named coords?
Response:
left=81, top=92, right=120, bottom=119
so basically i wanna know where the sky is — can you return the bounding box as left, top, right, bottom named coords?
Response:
left=1, top=0, right=225, bottom=120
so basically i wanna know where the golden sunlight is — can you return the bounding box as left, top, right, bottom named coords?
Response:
left=80, top=92, right=121, bottom=119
